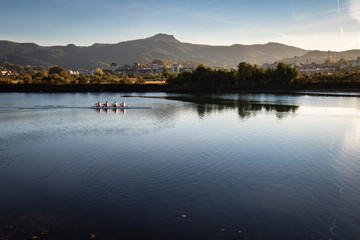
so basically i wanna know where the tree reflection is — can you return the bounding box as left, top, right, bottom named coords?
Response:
left=141, top=95, right=299, bottom=120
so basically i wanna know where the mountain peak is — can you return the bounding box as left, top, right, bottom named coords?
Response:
left=146, top=33, right=178, bottom=42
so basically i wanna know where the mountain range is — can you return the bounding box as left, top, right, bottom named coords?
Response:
left=0, top=33, right=359, bottom=69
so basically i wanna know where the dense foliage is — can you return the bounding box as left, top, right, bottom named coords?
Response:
left=167, top=62, right=302, bottom=90
left=0, top=65, right=164, bottom=85
left=1, top=62, right=360, bottom=91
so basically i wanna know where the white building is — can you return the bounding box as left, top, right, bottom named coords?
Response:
left=133, top=63, right=140, bottom=74
left=68, top=70, right=80, bottom=75
left=0, top=70, right=14, bottom=76
left=151, top=63, right=158, bottom=70
left=111, top=63, right=118, bottom=74
left=299, top=68, right=334, bottom=76
left=171, top=64, right=180, bottom=73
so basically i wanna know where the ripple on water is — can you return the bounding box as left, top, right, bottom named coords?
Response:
left=1, top=93, right=360, bottom=239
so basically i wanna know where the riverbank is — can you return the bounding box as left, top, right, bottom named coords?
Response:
left=1, top=82, right=360, bottom=96
left=0, top=83, right=168, bottom=93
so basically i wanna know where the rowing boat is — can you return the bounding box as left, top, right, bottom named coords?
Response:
left=93, top=106, right=151, bottom=109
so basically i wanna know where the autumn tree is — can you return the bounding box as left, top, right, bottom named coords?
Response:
left=94, top=68, right=103, bottom=76
left=49, top=66, right=68, bottom=78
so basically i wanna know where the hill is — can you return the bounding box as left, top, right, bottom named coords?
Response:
left=283, top=50, right=360, bottom=64
left=0, top=33, right=308, bottom=69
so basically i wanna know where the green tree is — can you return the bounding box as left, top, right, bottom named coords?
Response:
left=135, top=74, right=145, bottom=85
left=193, top=64, right=213, bottom=88
left=162, top=69, right=171, bottom=78
left=120, top=74, right=132, bottom=84
left=19, top=72, right=32, bottom=84
left=49, top=66, right=68, bottom=78
left=92, top=75, right=102, bottom=84
left=272, top=62, right=301, bottom=86
left=237, top=62, right=254, bottom=86
left=78, top=74, right=88, bottom=84
left=32, top=71, right=47, bottom=83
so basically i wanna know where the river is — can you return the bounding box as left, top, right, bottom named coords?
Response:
left=0, top=92, right=359, bottom=239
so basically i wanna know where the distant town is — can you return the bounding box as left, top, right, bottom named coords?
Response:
left=68, top=62, right=187, bottom=76
left=1, top=55, right=360, bottom=78
left=64, top=56, right=360, bottom=77
left=1, top=55, right=360, bottom=93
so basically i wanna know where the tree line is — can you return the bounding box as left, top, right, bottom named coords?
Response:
left=167, top=62, right=360, bottom=90
left=0, top=66, right=163, bottom=85
left=167, top=62, right=302, bottom=90
left=1, top=62, right=360, bottom=90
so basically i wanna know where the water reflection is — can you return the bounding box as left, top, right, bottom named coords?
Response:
left=138, top=95, right=299, bottom=120
left=94, top=108, right=126, bottom=115
left=1, top=93, right=360, bottom=239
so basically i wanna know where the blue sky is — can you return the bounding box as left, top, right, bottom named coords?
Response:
left=1, top=0, right=360, bottom=50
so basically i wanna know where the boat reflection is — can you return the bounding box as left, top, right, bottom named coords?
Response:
left=94, top=108, right=126, bottom=115
left=112, top=108, right=126, bottom=115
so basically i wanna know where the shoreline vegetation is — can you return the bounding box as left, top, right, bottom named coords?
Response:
left=1, top=63, right=360, bottom=95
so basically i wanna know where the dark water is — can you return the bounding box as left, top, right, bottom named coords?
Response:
left=0, top=92, right=360, bottom=240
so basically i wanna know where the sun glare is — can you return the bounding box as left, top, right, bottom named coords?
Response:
left=297, top=106, right=360, bottom=116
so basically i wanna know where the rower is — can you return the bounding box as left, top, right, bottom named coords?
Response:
left=97, top=101, right=101, bottom=107
left=104, top=101, right=109, bottom=107
left=113, top=101, right=118, bottom=107
left=122, top=101, right=126, bottom=107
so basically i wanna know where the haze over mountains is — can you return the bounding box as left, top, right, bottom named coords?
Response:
left=0, top=33, right=359, bottom=69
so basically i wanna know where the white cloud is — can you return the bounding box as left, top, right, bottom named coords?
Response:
left=349, top=0, right=360, bottom=23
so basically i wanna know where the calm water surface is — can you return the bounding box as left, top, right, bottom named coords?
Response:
left=0, top=92, right=360, bottom=239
